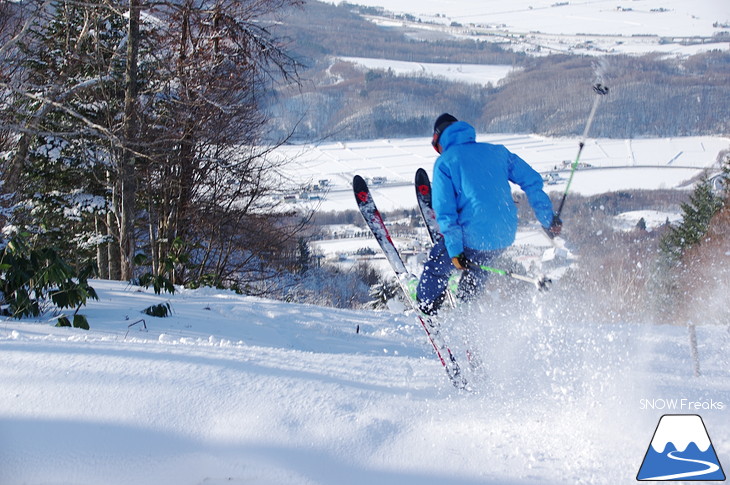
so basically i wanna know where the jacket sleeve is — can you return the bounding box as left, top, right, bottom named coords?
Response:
left=507, top=152, right=555, bottom=228
left=432, top=160, right=464, bottom=257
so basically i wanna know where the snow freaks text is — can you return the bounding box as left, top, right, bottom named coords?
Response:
left=639, top=398, right=726, bottom=411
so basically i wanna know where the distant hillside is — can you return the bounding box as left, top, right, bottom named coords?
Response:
left=277, top=1, right=522, bottom=66
left=481, top=52, right=730, bottom=138
left=266, top=2, right=730, bottom=141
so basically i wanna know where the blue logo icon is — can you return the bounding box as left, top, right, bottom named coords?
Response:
left=637, top=414, right=726, bottom=481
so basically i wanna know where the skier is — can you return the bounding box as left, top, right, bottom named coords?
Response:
left=416, top=113, right=562, bottom=315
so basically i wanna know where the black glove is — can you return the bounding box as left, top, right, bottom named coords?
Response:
left=546, top=214, right=562, bottom=237
left=451, top=253, right=468, bottom=270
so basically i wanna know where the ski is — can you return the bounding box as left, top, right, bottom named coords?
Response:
left=415, top=169, right=482, bottom=369
left=353, top=175, right=468, bottom=390
left=415, top=168, right=459, bottom=298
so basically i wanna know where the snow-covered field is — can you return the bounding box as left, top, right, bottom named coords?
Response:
left=277, top=134, right=730, bottom=212
left=349, top=0, right=730, bottom=56
left=2, top=280, right=728, bottom=485
left=325, top=0, right=730, bottom=87
left=350, top=0, right=724, bottom=37
left=338, top=57, right=516, bottom=86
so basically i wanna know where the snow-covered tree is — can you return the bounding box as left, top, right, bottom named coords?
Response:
left=130, top=0, right=306, bottom=289
left=4, top=0, right=127, bottom=266
left=652, top=164, right=727, bottom=323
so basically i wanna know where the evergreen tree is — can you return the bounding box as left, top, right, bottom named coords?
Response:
left=367, top=279, right=400, bottom=309
left=659, top=176, right=724, bottom=263
left=8, top=0, right=127, bottom=268
left=652, top=172, right=725, bottom=322
left=296, top=237, right=312, bottom=274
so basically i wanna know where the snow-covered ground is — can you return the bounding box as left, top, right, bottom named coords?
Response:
left=320, top=0, right=730, bottom=88
left=2, top=280, right=728, bottom=485
left=351, top=0, right=724, bottom=37
left=613, top=210, right=683, bottom=232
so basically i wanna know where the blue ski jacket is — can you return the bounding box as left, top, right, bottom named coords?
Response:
left=432, top=121, right=555, bottom=257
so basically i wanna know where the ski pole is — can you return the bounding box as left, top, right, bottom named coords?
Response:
left=470, top=263, right=551, bottom=291
left=555, top=83, right=609, bottom=219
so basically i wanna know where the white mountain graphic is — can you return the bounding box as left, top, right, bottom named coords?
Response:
left=650, top=415, right=712, bottom=453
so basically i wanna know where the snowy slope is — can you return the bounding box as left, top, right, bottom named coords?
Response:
left=1, top=280, right=728, bottom=485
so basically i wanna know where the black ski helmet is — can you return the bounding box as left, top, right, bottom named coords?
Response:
left=432, top=113, right=458, bottom=151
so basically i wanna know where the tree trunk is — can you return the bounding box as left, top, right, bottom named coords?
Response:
left=107, top=211, right=121, bottom=280
left=119, top=0, right=140, bottom=280
left=95, top=215, right=109, bottom=279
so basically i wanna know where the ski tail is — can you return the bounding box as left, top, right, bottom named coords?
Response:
left=415, top=168, right=460, bottom=306
left=353, top=175, right=407, bottom=274
left=415, top=169, right=483, bottom=370
left=415, top=168, right=443, bottom=244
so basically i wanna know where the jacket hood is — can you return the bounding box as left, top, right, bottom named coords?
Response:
left=439, top=121, right=476, bottom=152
